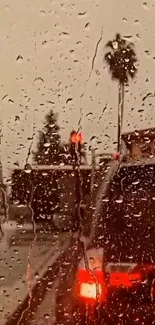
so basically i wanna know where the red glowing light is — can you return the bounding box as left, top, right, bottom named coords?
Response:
left=70, top=132, right=83, bottom=143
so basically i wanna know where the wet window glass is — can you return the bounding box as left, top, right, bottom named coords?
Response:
left=1, top=1, right=155, bottom=325
left=100, top=164, right=155, bottom=263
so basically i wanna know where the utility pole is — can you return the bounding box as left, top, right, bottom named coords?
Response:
left=0, top=112, right=3, bottom=187
left=0, top=104, right=3, bottom=205
left=0, top=124, right=6, bottom=222
left=90, top=148, right=95, bottom=194
left=69, top=131, right=82, bottom=166
left=69, top=131, right=83, bottom=227
left=0, top=160, right=3, bottom=213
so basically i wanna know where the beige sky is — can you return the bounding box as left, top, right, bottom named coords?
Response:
left=1, top=0, right=155, bottom=179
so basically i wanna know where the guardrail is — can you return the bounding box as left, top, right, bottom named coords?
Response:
left=121, top=156, right=155, bottom=167
left=11, top=164, right=100, bottom=171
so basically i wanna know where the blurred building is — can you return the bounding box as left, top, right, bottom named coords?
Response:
left=8, top=128, right=155, bottom=224
left=10, top=165, right=96, bottom=223
left=98, top=153, right=113, bottom=167
left=122, top=127, right=155, bottom=160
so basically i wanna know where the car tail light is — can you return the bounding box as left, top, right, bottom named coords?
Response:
left=75, top=269, right=107, bottom=304
left=110, top=272, right=141, bottom=288
left=75, top=269, right=142, bottom=303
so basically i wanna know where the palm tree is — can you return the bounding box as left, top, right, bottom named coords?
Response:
left=104, top=33, right=138, bottom=152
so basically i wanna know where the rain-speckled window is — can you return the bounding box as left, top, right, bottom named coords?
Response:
left=1, top=1, right=155, bottom=324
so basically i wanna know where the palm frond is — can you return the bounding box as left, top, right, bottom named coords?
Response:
left=104, top=52, right=112, bottom=63
left=119, top=39, right=126, bottom=47
left=104, top=33, right=138, bottom=83
left=105, top=40, right=114, bottom=49
left=128, top=41, right=135, bottom=48
left=115, top=33, right=121, bottom=40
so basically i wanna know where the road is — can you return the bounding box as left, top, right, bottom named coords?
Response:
left=29, top=276, right=59, bottom=324
left=0, top=230, right=72, bottom=325
left=2, top=232, right=84, bottom=325
left=28, top=234, right=84, bottom=325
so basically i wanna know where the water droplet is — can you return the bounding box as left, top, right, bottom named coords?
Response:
left=4, top=5, right=10, bottom=11
left=34, top=272, right=39, bottom=278
left=115, top=199, right=123, bottom=204
left=60, top=32, right=69, bottom=37
left=66, top=98, right=73, bottom=104
left=123, top=35, right=132, bottom=39
left=48, top=265, right=52, bottom=270
left=33, top=77, right=44, bottom=85
left=42, top=40, right=47, bottom=46
left=40, top=10, right=46, bottom=15
left=0, top=276, right=5, bottom=281
left=145, top=50, right=150, bottom=56
left=95, top=69, right=100, bottom=76
left=13, top=249, right=19, bottom=254
left=78, top=12, right=87, bottom=16
left=8, top=98, right=14, bottom=104
left=44, top=313, right=50, bottom=319
left=16, top=55, right=23, bottom=62
left=143, top=2, right=148, bottom=8
left=133, top=212, right=142, bottom=217
left=15, top=115, right=20, bottom=121
left=44, top=143, right=50, bottom=147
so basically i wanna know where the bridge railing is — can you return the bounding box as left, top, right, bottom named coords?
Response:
left=11, top=164, right=100, bottom=171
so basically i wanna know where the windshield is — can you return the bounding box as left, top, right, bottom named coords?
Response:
left=2, top=1, right=155, bottom=324
left=101, top=164, right=155, bottom=263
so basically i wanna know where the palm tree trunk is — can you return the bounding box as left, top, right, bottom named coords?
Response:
left=117, top=81, right=125, bottom=152
left=0, top=109, right=3, bottom=185
left=0, top=114, right=5, bottom=220
left=0, top=112, right=3, bottom=199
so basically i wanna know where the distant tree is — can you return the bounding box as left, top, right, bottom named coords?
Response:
left=104, top=33, right=138, bottom=152
left=33, top=110, right=63, bottom=165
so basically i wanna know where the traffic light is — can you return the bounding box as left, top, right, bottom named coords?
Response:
left=70, top=131, right=83, bottom=165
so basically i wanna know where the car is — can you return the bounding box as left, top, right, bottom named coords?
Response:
left=56, top=159, right=155, bottom=325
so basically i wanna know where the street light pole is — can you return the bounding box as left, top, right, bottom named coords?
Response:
left=90, top=148, right=95, bottom=194
left=0, top=111, right=6, bottom=227
left=0, top=109, right=3, bottom=186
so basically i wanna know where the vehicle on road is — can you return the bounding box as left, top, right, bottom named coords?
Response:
left=56, top=158, right=155, bottom=325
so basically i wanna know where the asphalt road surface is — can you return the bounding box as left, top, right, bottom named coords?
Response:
left=28, top=233, right=84, bottom=325
left=0, top=230, right=72, bottom=325
left=3, top=232, right=84, bottom=325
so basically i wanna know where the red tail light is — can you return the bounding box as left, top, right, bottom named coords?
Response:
left=75, top=269, right=107, bottom=304
left=75, top=269, right=142, bottom=303
left=110, top=272, right=141, bottom=288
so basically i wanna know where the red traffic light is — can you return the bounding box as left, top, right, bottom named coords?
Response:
left=70, top=131, right=83, bottom=144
